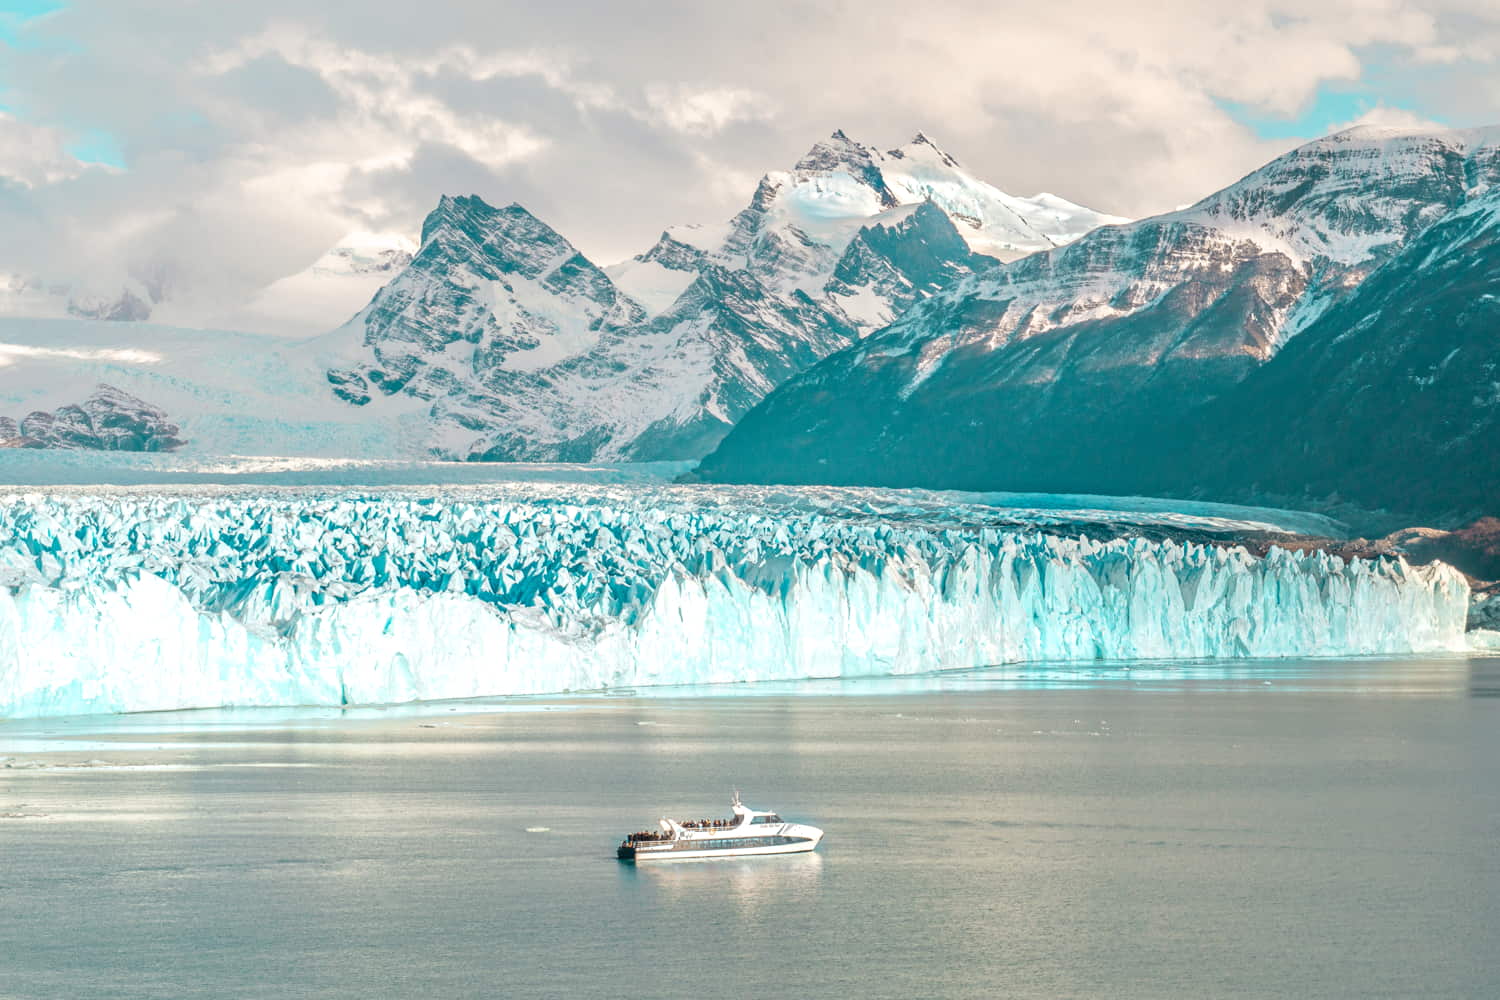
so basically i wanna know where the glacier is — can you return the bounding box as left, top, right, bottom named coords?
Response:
left=0, top=485, right=1471, bottom=718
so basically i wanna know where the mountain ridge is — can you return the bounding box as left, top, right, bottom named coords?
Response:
left=692, top=123, right=1500, bottom=526
left=321, top=130, right=1119, bottom=462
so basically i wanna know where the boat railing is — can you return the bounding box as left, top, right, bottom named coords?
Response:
left=678, top=817, right=738, bottom=831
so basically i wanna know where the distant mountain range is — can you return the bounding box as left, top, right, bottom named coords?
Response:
left=4, top=124, right=1497, bottom=526
left=317, top=131, right=1122, bottom=461
left=694, top=125, right=1500, bottom=525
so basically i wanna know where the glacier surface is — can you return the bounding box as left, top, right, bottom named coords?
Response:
left=0, top=486, right=1471, bottom=718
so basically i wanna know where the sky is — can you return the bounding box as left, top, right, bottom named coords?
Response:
left=1, top=0, right=1498, bottom=319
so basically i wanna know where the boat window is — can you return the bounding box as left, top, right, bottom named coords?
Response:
left=751, top=814, right=783, bottom=824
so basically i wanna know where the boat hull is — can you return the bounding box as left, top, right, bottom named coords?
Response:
left=619, top=826, right=823, bottom=862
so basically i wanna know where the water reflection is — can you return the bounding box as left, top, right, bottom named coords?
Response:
left=2, top=656, right=1494, bottom=751
left=0, top=699, right=581, bottom=751
left=619, top=654, right=1490, bottom=700
left=1466, top=656, right=1500, bottom=697
left=621, top=851, right=826, bottom=915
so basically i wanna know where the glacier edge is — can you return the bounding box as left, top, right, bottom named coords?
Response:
left=0, top=491, right=1472, bottom=718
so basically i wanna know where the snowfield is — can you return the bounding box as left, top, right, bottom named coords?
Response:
left=0, top=317, right=431, bottom=458
left=0, top=485, right=1470, bottom=718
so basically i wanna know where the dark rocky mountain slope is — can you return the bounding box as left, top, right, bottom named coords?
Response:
left=694, top=125, right=1500, bottom=526
left=0, top=384, right=184, bottom=451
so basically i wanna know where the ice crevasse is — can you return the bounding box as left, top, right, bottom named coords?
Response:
left=0, top=488, right=1472, bottom=718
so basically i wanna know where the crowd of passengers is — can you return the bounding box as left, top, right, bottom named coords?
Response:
left=623, top=830, right=670, bottom=843
left=624, top=818, right=736, bottom=843
left=680, top=818, right=736, bottom=830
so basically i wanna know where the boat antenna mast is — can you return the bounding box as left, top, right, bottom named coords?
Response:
left=731, top=787, right=742, bottom=809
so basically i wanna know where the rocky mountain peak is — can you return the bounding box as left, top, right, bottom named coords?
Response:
left=792, top=131, right=899, bottom=208
left=419, top=193, right=471, bottom=245
left=891, top=131, right=962, bottom=169
left=419, top=194, right=545, bottom=248
left=794, top=129, right=870, bottom=168
left=67, top=288, right=153, bottom=322
left=413, top=195, right=589, bottom=283
left=1180, top=124, right=1500, bottom=266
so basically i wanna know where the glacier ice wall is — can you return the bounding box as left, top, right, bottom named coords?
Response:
left=0, top=488, right=1471, bottom=717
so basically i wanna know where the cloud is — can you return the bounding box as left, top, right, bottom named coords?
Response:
left=201, top=28, right=553, bottom=170
left=644, top=85, right=776, bottom=136
left=0, top=111, right=82, bottom=186
left=0, top=0, right=1496, bottom=331
left=1325, top=104, right=1450, bottom=133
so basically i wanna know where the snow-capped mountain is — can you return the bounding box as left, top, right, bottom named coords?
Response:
left=695, top=125, right=1500, bottom=524
left=611, top=130, right=1123, bottom=320
left=327, top=132, right=1121, bottom=462
left=308, top=230, right=418, bottom=276
left=325, top=197, right=646, bottom=406
left=320, top=193, right=858, bottom=461
left=877, top=131, right=1124, bottom=257
left=0, top=131, right=1119, bottom=457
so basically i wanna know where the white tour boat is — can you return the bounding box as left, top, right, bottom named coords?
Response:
left=616, top=792, right=823, bottom=861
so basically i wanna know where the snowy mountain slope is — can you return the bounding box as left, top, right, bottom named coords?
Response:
left=321, top=196, right=647, bottom=410
left=0, top=318, right=429, bottom=457
left=616, top=130, right=1124, bottom=303
left=419, top=257, right=859, bottom=463
left=326, top=132, right=1120, bottom=462
left=695, top=125, right=1500, bottom=519
left=0, top=486, right=1468, bottom=717
left=724, top=130, right=1124, bottom=271
left=822, top=201, right=993, bottom=329
left=603, top=256, right=698, bottom=317
left=1173, top=182, right=1500, bottom=521
left=1181, top=125, right=1500, bottom=267
left=323, top=193, right=921, bottom=462
left=878, top=132, right=1126, bottom=258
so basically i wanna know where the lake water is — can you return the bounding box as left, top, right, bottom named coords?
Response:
left=2, top=657, right=1497, bottom=999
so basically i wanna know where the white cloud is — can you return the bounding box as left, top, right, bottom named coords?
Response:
left=644, top=85, right=776, bottom=136
left=1324, top=104, right=1450, bottom=134
left=0, top=112, right=83, bottom=187
left=0, top=0, right=1496, bottom=330
left=203, top=29, right=552, bottom=168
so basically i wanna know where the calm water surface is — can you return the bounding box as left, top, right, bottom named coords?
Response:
left=2, top=657, right=1497, bottom=999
